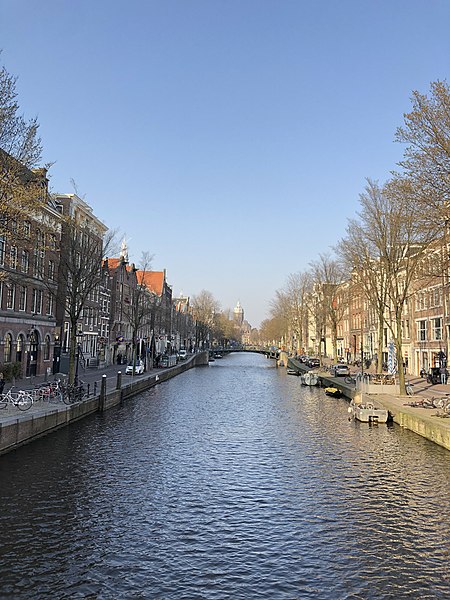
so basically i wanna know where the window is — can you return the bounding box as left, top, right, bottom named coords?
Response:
left=6, top=283, right=15, bottom=310
left=432, top=318, right=442, bottom=341
left=31, top=288, right=43, bottom=314
left=34, top=229, right=45, bottom=278
left=19, top=285, right=27, bottom=311
left=0, top=236, right=5, bottom=266
left=49, top=233, right=57, bottom=250
left=21, top=249, right=29, bottom=273
left=9, top=246, right=17, bottom=269
left=4, top=333, right=12, bottom=363
left=23, top=221, right=31, bottom=238
left=418, top=320, right=427, bottom=342
left=46, top=293, right=54, bottom=316
left=48, top=260, right=55, bottom=281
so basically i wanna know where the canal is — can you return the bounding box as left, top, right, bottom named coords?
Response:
left=0, top=352, right=449, bottom=599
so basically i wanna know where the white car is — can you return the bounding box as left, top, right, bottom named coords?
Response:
left=125, top=361, right=144, bottom=375
left=178, top=349, right=187, bottom=360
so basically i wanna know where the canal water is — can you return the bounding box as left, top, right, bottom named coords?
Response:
left=0, top=353, right=449, bottom=599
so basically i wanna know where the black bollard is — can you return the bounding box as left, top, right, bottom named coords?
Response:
left=100, top=374, right=107, bottom=411
left=116, top=370, right=122, bottom=390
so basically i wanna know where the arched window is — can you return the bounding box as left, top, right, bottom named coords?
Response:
left=44, top=335, right=51, bottom=361
left=4, top=333, right=12, bottom=363
left=16, top=335, right=25, bottom=363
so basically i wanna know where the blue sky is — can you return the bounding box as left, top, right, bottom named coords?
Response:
left=1, top=0, right=450, bottom=327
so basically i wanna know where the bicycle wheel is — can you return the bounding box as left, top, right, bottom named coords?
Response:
left=432, top=397, right=445, bottom=409
left=0, top=395, right=7, bottom=409
left=406, top=384, right=414, bottom=396
left=17, top=394, right=33, bottom=411
left=344, top=376, right=355, bottom=385
left=62, top=390, right=74, bottom=405
left=52, top=390, right=63, bottom=403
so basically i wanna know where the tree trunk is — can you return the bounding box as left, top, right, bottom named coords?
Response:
left=377, top=308, right=384, bottom=373
left=69, top=328, right=77, bottom=385
left=395, top=311, right=406, bottom=395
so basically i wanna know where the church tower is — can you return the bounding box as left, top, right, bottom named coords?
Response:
left=233, top=300, right=244, bottom=326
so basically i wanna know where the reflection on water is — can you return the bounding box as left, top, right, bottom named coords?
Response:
left=0, top=353, right=449, bottom=599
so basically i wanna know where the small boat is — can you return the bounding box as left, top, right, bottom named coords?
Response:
left=324, top=386, right=342, bottom=398
left=287, top=369, right=301, bottom=376
left=301, top=371, right=320, bottom=386
left=348, top=400, right=389, bottom=424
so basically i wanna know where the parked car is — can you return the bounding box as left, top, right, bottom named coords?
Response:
left=307, top=358, right=320, bottom=368
left=125, top=360, right=144, bottom=375
left=331, top=364, right=350, bottom=377
left=178, top=349, right=187, bottom=360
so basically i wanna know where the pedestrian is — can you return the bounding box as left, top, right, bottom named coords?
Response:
left=440, top=365, right=446, bottom=384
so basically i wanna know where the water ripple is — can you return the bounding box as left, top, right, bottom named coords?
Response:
left=0, top=353, right=449, bottom=599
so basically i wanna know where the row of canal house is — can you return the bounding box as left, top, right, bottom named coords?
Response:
left=302, top=252, right=450, bottom=376
left=0, top=159, right=199, bottom=380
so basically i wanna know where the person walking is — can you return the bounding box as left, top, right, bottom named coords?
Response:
left=440, top=365, right=446, bottom=384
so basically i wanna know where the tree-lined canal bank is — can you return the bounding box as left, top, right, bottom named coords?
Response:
left=0, top=352, right=448, bottom=599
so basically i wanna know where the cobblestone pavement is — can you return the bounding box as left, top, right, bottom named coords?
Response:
left=0, top=364, right=161, bottom=419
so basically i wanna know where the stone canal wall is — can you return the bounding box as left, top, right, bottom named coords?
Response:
left=287, top=357, right=450, bottom=452
left=0, top=352, right=209, bottom=456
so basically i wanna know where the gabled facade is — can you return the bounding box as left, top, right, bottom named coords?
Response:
left=53, top=193, right=109, bottom=372
left=0, top=164, right=62, bottom=378
left=103, top=254, right=137, bottom=365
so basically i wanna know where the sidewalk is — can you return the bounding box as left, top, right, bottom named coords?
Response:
left=405, top=374, right=450, bottom=399
left=9, top=363, right=157, bottom=395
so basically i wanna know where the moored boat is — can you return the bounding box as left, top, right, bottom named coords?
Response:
left=301, top=371, right=320, bottom=386
left=348, top=400, right=389, bottom=423
left=324, top=386, right=342, bottom=398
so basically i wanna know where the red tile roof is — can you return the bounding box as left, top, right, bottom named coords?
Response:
left=104, top=257, right=134, bottom=272
left=137, top=270, right=165, bottom=295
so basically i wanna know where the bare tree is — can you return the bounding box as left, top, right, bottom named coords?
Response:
left=0, top=60, right=45, bottom=241
left=57, top=216, right=115, bottom=384
left=259, top=316, right=286, bottom=348
left=347, top=177, right=440, bottom=393
left=395, top=80, right=450, bottom=213
left=272, top=271, right=312, bottom=354
left=338, top=180, right=390, bottom=372
left=191, top=290, right=221, bottom=348
left=310, top=253, right=347, bottom=361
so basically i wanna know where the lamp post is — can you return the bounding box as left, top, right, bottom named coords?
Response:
left=74, top=334, right=83, bottom=386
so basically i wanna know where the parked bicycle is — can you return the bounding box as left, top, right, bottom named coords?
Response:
left=61, top=381, right=87, bottom=405
left=0, top=387, right=34, bottom=411
left=34, top=380, right=63, bottom=403
left=405, top=381, right=414, bottom=396
left=344, top=372, right=366, bottom=385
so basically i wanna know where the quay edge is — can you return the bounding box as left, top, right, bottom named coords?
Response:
left=0, top=351, right=209, bottom=457
left=287, top=357, right=450, bottom=452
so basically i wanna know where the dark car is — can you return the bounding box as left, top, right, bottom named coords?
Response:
left=307, top=358, right=320, bottom=368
